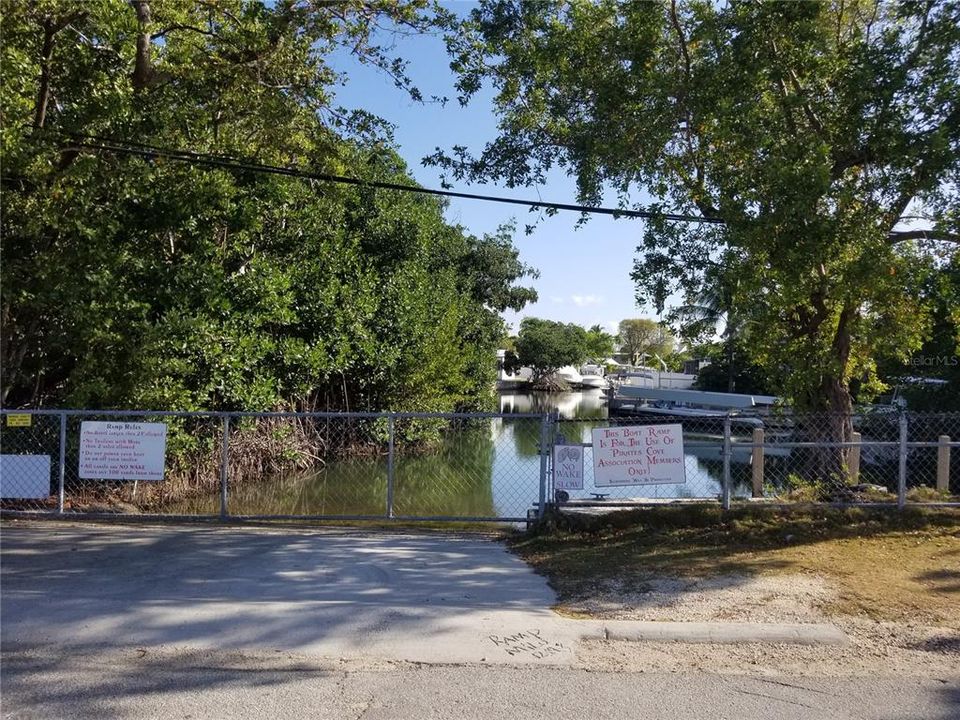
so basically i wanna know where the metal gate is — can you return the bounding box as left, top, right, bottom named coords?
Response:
left=0, top=409, right=552, bottom=523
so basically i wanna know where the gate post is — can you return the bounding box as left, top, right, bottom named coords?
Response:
left=848, top=431, right=862, bottom=485
left=386, top=414, right=395, bottom=519
left=897, top=411, right=908, bottom=509
left=937, top=435, right=951, bottom=493
left=57, top=413, right=66, bottom=514
left=750, top=427, right=764, bottom=498
left=722, top=415, right=732, bottom=510
left=219, top=415, right=230, bottom=519
left=538, top=413, right=552, bottom=520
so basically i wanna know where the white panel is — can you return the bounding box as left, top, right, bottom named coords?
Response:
left=0, top=455, right=51, bottom=499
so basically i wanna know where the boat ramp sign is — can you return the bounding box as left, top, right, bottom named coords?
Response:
left=553, top=444, right=584, bottom=490
left=591, top=424, right=686, bottom=486
left=79, top=421, right=167, bottom=481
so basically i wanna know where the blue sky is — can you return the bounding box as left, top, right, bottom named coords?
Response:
left=327, top=2, right=663, bottom=336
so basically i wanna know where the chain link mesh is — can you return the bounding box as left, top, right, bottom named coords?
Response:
left=392, top=415, right=544, bottom=520
left=0, top=412, right=60, bottom=512
left=59, top=413, right=223, bottom=516
left=214, top=414, right=388, bottom=517
left=552, top=410, right=959, bottom=506
left=904, top=412, right=960, bottom=503
left=744, top=411, right=959, bottom=504
left=1, top=409, right=957, bottom=520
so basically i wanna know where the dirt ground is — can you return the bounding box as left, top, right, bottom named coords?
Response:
left=513, top=506, right=960, bottom=678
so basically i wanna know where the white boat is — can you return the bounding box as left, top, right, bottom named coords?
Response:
left=580, top=375, right=609, bottom=389
left=609, top=386, right=786, bottom=435
left=612, top=366, right=697, bottom=390
left=555, top=365, right=583, bottom=385
left=578, top=364, right=609, bottom=389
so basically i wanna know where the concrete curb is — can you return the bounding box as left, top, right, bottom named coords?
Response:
left=585, top=621, right=850, bottom=646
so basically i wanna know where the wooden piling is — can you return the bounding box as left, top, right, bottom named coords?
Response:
left=848, top=431, right=861, bottom=485
left=938, top=435, right=951, bottom=493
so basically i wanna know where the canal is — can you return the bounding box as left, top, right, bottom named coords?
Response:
left=170, top=391, right=745, bottom=519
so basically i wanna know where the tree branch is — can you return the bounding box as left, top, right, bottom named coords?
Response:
left=887, top=229, right=960, bottom=244
left=785, top=67, right=826, bottom=138
left=151, top=23, right=220, bottom=40
left=668, top=1, right=708, bottom=196
left=33, top=10, right=87, bottom=129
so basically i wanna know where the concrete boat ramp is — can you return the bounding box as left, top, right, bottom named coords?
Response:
left=0, top=523, right=846, bottom=666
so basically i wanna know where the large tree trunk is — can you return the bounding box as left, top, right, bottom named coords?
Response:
left=0, top=314, right=40, bottom=406
left=803, top=304, right=856, bottom=485
left=131, top=1, right=153, bottom=91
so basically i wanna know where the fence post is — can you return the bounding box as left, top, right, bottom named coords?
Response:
left=722, top=415, right=732, bottom=510
left=538, top=413, right=551, bottom=519
left=219, top=415, right=230, bottom=519
left=386, top=414, right=395, bottom=519
left=937, top=435, right=951, bottom=493
left=848, top=431, right=862, bottom=485
left=57, top=413, right=66, bottom=514
left=751, top=427, right=764, bottom=498
left=897, top=412, right=908, bottom=509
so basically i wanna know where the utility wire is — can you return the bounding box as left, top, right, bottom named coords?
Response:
left=56, top=132, right=726, bottom=225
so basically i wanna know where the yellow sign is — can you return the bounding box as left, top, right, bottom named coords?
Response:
left=6, top=414, right=32, bottom=427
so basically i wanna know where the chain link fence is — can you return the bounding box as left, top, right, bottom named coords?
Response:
left=0, top=412, right=62, bottom=512
left=0, top=409, right=550, bottom=522
left=551, top=414, right=737, bottom=503
left=546, top=410, right=958, bottom=508
left=1, top=408, right=957, bottom=522
left=726, top=410, right=959, bottom=506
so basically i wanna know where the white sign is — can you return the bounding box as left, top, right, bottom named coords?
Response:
left=592, top=424, right=686, bottom=487
left=79, top=422, right=167, bottom=481
left=553, top=444, right=584, bottom=490
left=0, top=455, right=51, bottom=498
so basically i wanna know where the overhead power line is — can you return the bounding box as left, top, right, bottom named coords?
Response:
left=57, top=133, right=726, bottom=226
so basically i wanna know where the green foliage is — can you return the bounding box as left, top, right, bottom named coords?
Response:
left=0, top=1, right=535, bottom=414
left=693, top=343, right=772, bottom=395
left=515, top=317, right=588, bottom=379
left=584, top=324, right=615, bottom=361
left=436, top=0, right=960, bottom=415
left=877, top=251, right=960, bottom=410
left=617, top=319, right=675, bottom=366
left=661, top=348, right=691, bottom=373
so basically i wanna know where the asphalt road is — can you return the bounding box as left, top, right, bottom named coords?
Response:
left=2, top=647, right=957, bottom=720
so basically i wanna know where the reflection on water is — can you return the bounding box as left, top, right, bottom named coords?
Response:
left=172, top=421, right=501, bottom=518
left=500, top=391, right=754, bottom=503
left=170, top=391, right=755, bottom=518
left=499, top=390, right=608, bottom=419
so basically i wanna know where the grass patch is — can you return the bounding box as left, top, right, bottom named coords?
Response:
left=509, top=505, right=960, bottom=626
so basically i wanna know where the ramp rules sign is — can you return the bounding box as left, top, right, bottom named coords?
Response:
left=79, top=422, right=168, bottom=481
left=591, top=424, right=686, bottom=487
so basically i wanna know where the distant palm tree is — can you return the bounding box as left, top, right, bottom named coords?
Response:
left=672, top=262, right=742, bottom=392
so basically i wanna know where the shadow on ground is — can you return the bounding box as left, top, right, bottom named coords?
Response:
left=1, top=649, right=340, bottom=720
left=1, top=524, right=556, bottom=656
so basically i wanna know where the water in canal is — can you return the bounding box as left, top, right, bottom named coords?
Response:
left=171, top=391, right=743, bottom=519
